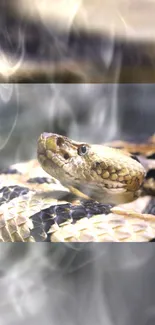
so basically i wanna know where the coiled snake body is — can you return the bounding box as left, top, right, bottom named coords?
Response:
left=0, top=133, right=154, bottom=242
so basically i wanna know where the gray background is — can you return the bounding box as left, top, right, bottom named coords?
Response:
left=0, top=83, right=154, bottom=168
left=0, top=243, right=155, bottom=325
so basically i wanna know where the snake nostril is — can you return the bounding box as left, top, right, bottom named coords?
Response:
left=56, top=137, right=64, bottom=147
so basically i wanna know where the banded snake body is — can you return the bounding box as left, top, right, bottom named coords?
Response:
left=0, top=133, right=154, bottom=242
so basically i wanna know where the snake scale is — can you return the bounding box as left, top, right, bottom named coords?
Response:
left=0, top=133, right=155, bottom=242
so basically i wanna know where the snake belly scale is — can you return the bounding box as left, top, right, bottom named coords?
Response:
left=37, top=133, right=146, bottom=205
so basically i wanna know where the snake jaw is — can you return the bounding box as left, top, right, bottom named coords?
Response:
left=37, top=132, right=146, bottom=204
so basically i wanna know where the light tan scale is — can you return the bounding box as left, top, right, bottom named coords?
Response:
left=37, top=133, right=146, bottom=205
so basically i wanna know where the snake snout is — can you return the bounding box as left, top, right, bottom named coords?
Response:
left=37, top=135, right=46, bottom=155
left=38, top=133, right=58, bottom=154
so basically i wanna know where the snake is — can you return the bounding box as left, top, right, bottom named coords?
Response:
left=37, top=132, right=146, bottom=205
left=0, top=133, right=154, bottom=242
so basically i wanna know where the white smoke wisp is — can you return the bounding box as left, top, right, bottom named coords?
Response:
left=89, top=83, right=121, bottom=143
left=35, top=0, right=83, bottom=32
left=15, top=0, right=155, bottom=42
left=0, top=84, right=19, bottom=151
left=48, top=84, right=79, bottom=136
left=0, top=244, right=154, bottom=325
left=55, top=84, right=121, bottom=144
left=0, top=244, right=49, bottom=325
left=0, top=84, right=13, bottom=103
left=0, top=29, right=25, bottom=80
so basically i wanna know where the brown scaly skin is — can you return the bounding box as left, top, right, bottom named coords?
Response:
left=37, top=133, right=146, bottom=205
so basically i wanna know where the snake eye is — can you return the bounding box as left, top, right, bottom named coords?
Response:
left=77, top=145, right=88, bottom=156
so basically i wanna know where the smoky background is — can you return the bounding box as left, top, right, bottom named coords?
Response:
left=0, top=84, right=154, bottom=325
left=0, top=243, right=155, bottom=325
left=0, top=2, right=155, bottom=325
left=0, top=83, right=155, bottom=168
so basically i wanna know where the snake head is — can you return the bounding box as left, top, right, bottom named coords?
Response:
left=37, top=132, right=146, bottom=204
left=37, top=132, right=92, bottom=182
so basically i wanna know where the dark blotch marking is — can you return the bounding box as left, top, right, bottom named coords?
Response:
left=147, top=153, right=155, bottom=160
left=131, top=152, right=141, bottom=156
left=0, top=186, right=29, bottom=205
left=27, top=177, right=52, bottom=184
left=142, top=198, right=155, bottom=215
left=82, top=200, right=113, bottom=216
left=64, top=153, right=70, bottom=160
left=29, top=201, right=112, bottom=241
left=30, top=203, right=71, bottom=242
left=131, top=155, right=140, bottom=163
left=0, top=168, right=21, bottom=175
left=145, top=169, right=155, bottom=180
left=113, top=146, right=123, bottom=150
